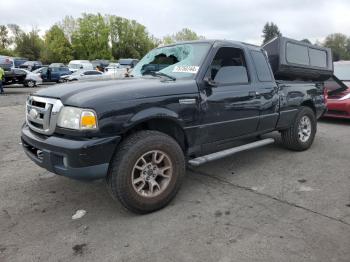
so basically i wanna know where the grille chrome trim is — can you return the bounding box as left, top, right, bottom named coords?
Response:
left=26, top=96, right=63, bottom=135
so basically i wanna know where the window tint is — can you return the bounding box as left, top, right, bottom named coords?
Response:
left=309, top=48, right=327, bottom=67
left=206, top=47, right=249, bottom=85
left=286, top=43, right=309, bottom=65
left=251, top=51, right=272, bottom=82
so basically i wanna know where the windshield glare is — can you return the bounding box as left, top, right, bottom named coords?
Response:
left=334, top=63, right=350, bottom=81
left=132, top=43, right=211, bottom=79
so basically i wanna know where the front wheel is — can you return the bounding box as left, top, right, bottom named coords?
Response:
left=106, top=130, right=185, bottom=214
left=281, top=106, right=317, bottom=151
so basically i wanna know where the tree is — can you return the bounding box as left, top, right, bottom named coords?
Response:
left=109, top=15, right=156, bottom=59
left=262, top=22, right=282, bottom=44
left=58, top=16, right=77, bottom=44
left=301, top=39, right=312, bottom=44
left=14, top=28, right=44, bottom=60
left=72, top=13, right=111, bottom=60
left=162, top=28, right=204, bottom=45
left=42, top=25, right=73, bottom=64
left=0, top=25, right=11, bottom=49
left=323, top=33, right=350, bottom=61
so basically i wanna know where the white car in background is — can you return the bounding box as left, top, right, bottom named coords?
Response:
left=22, top=69, right=43, bottom=87
left=62, top=70, right=104, bottom=82
left=68, top=60, right=94, bottom=72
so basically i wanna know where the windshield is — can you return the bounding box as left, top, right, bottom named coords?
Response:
left=132, top=43, right=211, bottom=79
left=334, top=63, right=350, bottom=81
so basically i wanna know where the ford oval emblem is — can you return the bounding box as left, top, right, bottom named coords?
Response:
left=29, top=108, right=39, bottom=119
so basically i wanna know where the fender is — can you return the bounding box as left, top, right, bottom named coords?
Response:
left=124, top=107, right=183, bottom=131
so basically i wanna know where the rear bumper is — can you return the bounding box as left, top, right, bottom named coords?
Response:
left=21, top=124, right=121, bottom=180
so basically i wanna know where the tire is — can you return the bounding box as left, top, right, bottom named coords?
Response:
left=106, top=130, right=186, bottom=214
left=281, top=106, right=317, bottom=151
left=27, top=80, right=35, bottom=88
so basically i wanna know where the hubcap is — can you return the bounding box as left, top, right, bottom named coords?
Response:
left=298, top=116, right=312, bottom=143
left=131, top=150, right=173, bottom=198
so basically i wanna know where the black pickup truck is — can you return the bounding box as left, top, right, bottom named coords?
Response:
left=21, top=37, right=329, bottom=213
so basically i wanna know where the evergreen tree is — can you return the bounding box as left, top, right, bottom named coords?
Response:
left=262, top=22, right=282, bottom=44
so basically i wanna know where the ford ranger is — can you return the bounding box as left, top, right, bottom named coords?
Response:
left=21, top=38, right=328, bottom=213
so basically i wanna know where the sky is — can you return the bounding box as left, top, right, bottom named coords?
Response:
left=1, top=0, right=350, bottom=45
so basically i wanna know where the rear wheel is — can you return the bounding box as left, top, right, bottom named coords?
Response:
left=281, top=106, right=317, bottom=151
left=106, top=130, right=185, bottom=214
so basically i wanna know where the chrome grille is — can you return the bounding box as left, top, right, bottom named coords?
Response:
left=26, top=96, right=63, bottom=135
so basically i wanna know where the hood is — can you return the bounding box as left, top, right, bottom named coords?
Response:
left=33, top=77, right=198, bottom=107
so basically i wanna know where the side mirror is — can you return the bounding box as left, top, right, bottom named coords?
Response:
left=80, top=73, right=84, bottom=76
left=204, top=77, right=218, bottom=87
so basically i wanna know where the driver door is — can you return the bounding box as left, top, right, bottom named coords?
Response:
left=198, top=45, right=260, bottom=148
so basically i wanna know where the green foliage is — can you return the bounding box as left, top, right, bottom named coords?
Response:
left=262, top=22, right=282, bottom=44
left=0, top=48, right=15, bottom=56
left=72, top=13, right=111, bottom=60
left=14, top=28, right=44, bottom=60
left=58, top=16, right=77, bottom=44
left=323, top=33, right=350, bottom=61
left=162, top=28, right=204, bottom=45
left=0, top=25, right=11, bottom=49
left=42, top=25, right=73, bottom=64
left=109, top=15, right=157, bottom=59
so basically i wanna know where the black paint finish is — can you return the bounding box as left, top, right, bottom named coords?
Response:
left=22, top=40, right=327, bottom=179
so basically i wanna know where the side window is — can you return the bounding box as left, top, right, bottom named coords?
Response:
left=206, top=47, right=249, bottom=85
left=251, top=51, right=272, bottom=82
left=286, top=42, right=309, bottom=65
left=309, top=48, right=327, bottom=68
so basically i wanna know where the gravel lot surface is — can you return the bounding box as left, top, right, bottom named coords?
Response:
left=0, top=85, right=349, bottom=262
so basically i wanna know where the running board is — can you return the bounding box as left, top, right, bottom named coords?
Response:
left=188, top=138, right=275, bottom=166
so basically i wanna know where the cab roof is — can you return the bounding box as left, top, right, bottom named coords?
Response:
left=161, top=39, right=262, bottom=52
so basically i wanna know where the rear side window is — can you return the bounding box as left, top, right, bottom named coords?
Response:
left=251, top=51, right=272, bottom=82
left=309, top=48, right=327, bottom=67
left=286, top=43, right=309, bottom=65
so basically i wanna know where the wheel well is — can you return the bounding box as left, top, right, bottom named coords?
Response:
left=123, top=118, right=188, bottom=152
left=301, top=100, right=316, bottom=114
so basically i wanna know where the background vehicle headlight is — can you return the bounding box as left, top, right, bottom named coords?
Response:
left=57, top=107, right=97, bottom=130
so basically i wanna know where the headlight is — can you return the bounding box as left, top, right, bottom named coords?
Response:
left=57, top=107, right=97, bottom=130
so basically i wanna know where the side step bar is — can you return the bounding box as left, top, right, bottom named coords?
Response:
left=188, top=138, right=275, bottom=166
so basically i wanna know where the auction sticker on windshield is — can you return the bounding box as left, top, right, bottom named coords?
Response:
left=173, top=66, right=199, bottom=74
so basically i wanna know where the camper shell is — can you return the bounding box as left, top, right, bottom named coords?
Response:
left=263, top=37, right=333, bottom=81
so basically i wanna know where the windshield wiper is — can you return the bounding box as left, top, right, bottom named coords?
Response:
left=152, top=71, right=176, bottom=81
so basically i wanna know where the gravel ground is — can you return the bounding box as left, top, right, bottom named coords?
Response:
left=0, top=86, right=349, bottom=262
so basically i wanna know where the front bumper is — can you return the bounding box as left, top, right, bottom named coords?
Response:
left=21, top=124, right=121, bottom=180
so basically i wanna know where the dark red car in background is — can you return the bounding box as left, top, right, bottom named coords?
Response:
left=324, top=61, right=350, bottom=119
